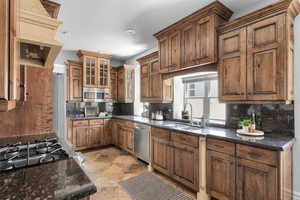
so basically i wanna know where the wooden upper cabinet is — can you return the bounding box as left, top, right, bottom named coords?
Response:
left=195, top=16, right=214, bottom=64
left=168, top=30, right=181, bottom=72
left=154, top=1, right=233, bottom=73
left=78, top=50, right=111, bottom=89
left=98, top=59, right=110, bottom=88
left=218, top=0, right=300, bottom=103
left=159, top=36, right=169, bottom=72
left=182, top=24, right=196, bottom=67
left=110, top=68, right=118, bottom=102
left=68, top=61, right=83, bottom=102
left=140, top=63, right=150, bottom=101
left=247, top=15, right=285, bottom=101
left=117, top=65, right=134, bottom=103
left=236, top=158, right=277, bottom=200
left=138, top=51, right=174, bottom=103
left=219, top=27, right=247, bottom=102
left=83, top=56, right=97, bottom=88
left=0, top=0, right=20, bottom=112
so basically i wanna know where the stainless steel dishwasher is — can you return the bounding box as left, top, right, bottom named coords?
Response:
left=134, top=123, right=150, bottom=163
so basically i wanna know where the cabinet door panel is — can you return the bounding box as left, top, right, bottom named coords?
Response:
left=83, top=56, right=97, bottom=88
left=151, top=137, right=171, bottom=176
left=98, top=59, right=110, bottom=88
left=125, top=128, right=134, bottom=152
left=150, top=73, right=162, bottom=99
left=159, top=37, right=169, bottom=72
left=236, top=158, right=277, bottom=200
left=219, top=27, right=247, bottom=101
left=117, top=69, right=125, bottom=101
left=247, top=14, right=285, bottom=101
left=89, top=125, right=103, bottom=146
left=182, top=24, right=196, bottom=68
left=74, top=127, right=89, bottom=148
left=169, top=31, right=181, bottom=71
left=170, top=143, right=199, bottom=191
left=207, top=150, right=236, bottom=200
left=195, top=16, right=214, bottom=64
left=110, top=70, right=118, bottom=102
left=69, top=66, right=82, bottom=101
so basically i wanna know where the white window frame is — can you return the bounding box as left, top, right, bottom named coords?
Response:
left=183, top=73, right=226, bottom=124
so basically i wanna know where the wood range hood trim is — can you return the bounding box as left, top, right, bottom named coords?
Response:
left=18, top=0, right=63, bottom=68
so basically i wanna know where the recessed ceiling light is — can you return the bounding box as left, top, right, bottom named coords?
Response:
left=62, top=30, right=70, bottom=35
left=125, top=28, right=136, bottom=35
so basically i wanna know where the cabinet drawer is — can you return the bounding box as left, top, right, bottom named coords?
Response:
left=73, top=120, right=89, bottom=127
left=207, top=139, right=235, bottom=156
left=237, top=144, right=278, bottom=166
left=151, top=128, right=170, bottom=140
left=171, top=132, right=198, bottom=148
left=89, top=119, right=104, bottom=125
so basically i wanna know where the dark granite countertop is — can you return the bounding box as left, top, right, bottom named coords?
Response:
left=0, top=159, right=97, bottom=200
left=68, top=115, right=112, bottom=120
left=112, top=115, right=295, bottom=151
left=0, top=133, right=97, bottom=200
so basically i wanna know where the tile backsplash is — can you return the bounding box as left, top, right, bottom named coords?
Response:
left=149, top=103, right=173, bottom=120
left=226, top=104, right=294, bottom=136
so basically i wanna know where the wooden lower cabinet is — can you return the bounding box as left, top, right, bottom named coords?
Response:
left=112, top=120, right=134, bottom=154
left=170, top=142, right=199, bottom=191
left=68, top=119, right=111, bottom=151
left=151, top=136, right=171, bottom=176
left=206, top=139, right=292, bottom=200
left=151, top=128, right=199, bottom=191
left=206, top=150, right=235, bottom=200
left=74, top=126, right=90, bottom=149
left=88, top=125, right=103, bottom=146
left=236, top=158, right=277, bottom=200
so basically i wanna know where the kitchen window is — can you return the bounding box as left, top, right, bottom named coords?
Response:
left=174, top=72, right=226, bottom=125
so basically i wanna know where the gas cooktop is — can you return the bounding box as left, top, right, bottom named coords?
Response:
left=0, top=137, right=69, bottom=172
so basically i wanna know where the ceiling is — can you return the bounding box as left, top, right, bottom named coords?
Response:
left=53, top=0, right=276, bottom=61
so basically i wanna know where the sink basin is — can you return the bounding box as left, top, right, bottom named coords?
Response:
left=162, top=122, right=203, bottom=131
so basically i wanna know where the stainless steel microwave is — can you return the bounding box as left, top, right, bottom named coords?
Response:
left=83, top=88, right=111, bottom=102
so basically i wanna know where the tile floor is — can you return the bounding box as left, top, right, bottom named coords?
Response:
left=82, top=147, right=196, bottom=200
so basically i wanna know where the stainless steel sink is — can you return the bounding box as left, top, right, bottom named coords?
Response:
left=162, top=122, right=203, bottom=131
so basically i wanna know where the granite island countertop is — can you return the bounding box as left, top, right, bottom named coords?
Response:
left=0, top=134, right=97, bottom=200
left=112, top=115, right=295, bottom=151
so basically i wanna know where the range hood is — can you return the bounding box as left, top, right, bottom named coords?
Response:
left=18, top=0, right=62, bottom=68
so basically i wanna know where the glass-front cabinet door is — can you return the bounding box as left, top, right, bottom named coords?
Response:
left=83, top=56, right=97, bottom=88
left=98, top=58, right=110, bottom=88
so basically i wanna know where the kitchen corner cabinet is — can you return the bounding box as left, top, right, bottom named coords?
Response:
left=151, top=127, right=199, bottom=191
left=0, top=0, right=20, bottom=112
left=67, top=61, right=83, bottom=102
left=138, top=52, right=174, bottom=103
left=154, top=1, right=232, bottom=73
left=68, top=119, right=111, bottom=151
left=117, top=65, right=134, bottom=103
left=218, top=0, right=300, bottom=104
left=206, top=139, right=293, bottom=200
left=77, top=50, right=111, bottom=89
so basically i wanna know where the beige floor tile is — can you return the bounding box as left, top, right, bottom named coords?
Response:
left=82, top=147, right=196, bottom=200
